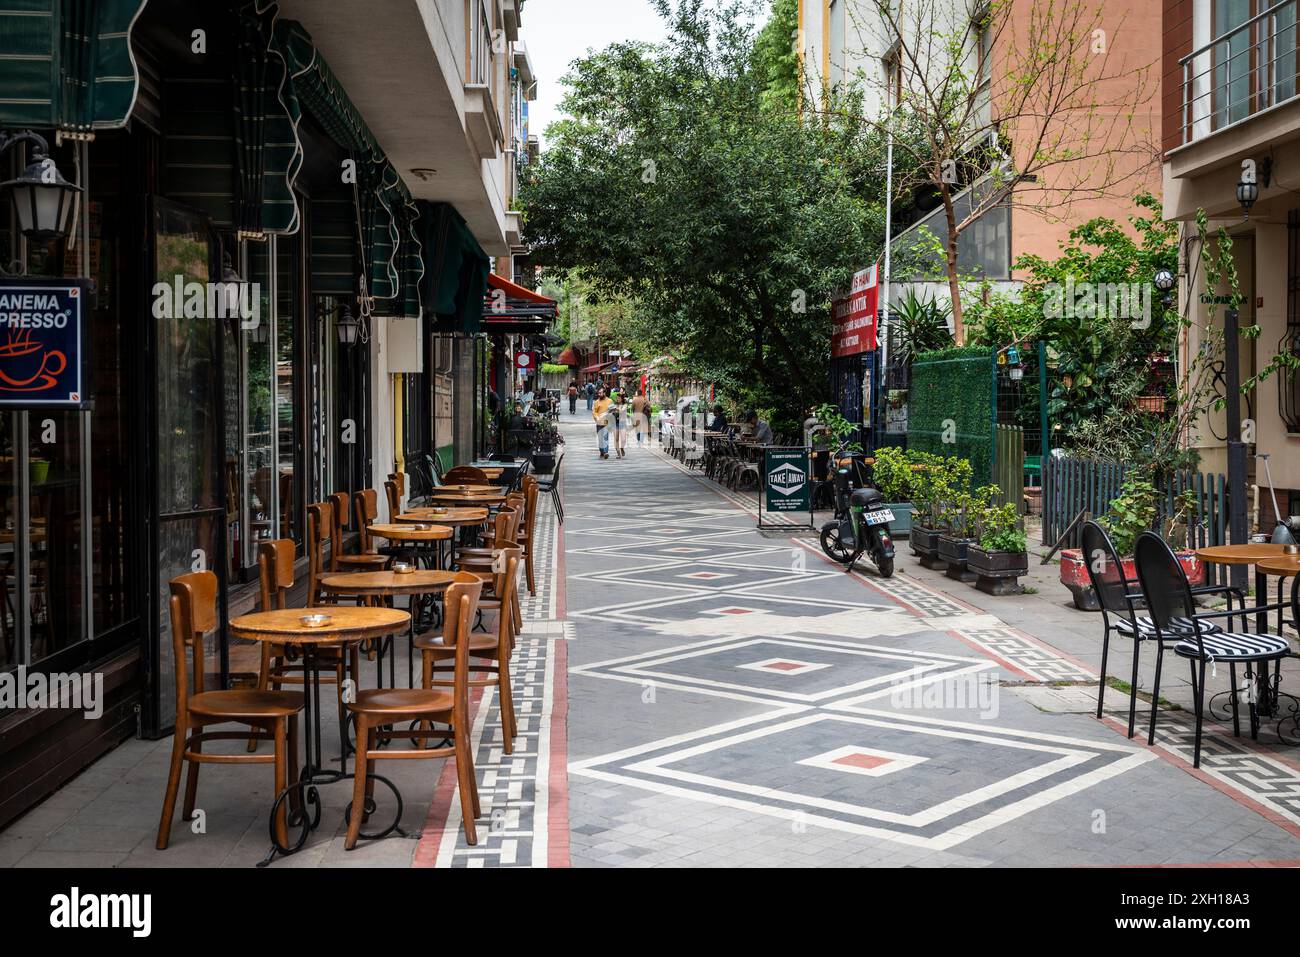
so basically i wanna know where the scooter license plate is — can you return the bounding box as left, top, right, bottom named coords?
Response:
left=862, top=509, right=894, bottom=527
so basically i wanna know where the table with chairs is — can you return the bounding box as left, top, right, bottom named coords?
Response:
left=156, top=466, right=542, bottom=864
left=1083, top=521, right=1300, bottom=768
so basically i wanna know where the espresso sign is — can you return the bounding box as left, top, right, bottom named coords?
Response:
left=0, top=278, right=91, bottom=408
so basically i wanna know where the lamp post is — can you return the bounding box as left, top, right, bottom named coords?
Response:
left=0, top=130, right=81, bottom=242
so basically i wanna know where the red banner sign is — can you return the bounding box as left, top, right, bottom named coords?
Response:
left=831, top=264, right=879, bottom=358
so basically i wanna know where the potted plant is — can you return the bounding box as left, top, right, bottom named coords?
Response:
left=967, top=501, right=1029, bottom=595
left=869, top=445, right=915, bottom=535
left=530, top=416, right=564, bottom=473
left=1059, top=479, right=1205, bottom=610
left=938, top=484, right=997, bottom=583
left=909, top=455, right=972, bottom=570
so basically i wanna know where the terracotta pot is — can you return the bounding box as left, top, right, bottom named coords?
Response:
left=1059, top=547, right=1206, bottom=611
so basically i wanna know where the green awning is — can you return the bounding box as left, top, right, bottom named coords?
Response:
left=0, top=0, right=146, bottom=134
left=420, top=201, right=489, bottom=334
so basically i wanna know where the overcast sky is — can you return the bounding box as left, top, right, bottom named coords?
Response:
left=523, top=0, right=671, bottom=146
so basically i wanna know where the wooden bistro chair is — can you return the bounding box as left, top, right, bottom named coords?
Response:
left=157, top=570, right=304, bottom=850
left=443, top=465, right=488, bottom=486
left=418, top=550, right=521, bottom=756
left=249, top=537, right=359, bottom=751
left=327, top=491, right=390, bottom=573
left=345, top=575, right=485, bottom=849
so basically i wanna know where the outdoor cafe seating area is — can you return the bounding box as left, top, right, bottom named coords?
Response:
left=155, top=456, right=554, bottom=864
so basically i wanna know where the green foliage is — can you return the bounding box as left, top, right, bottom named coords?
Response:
left=892, top=289, right=953, bottom=364
left=978, top=502, right=1027, bottom=554
left=908, top=346, right=994, bottom=483
left=870, top=446, right=914, bottom=503
left=521, top=1, right=883, bottom=436
left=1097, top=477, right=1158, bottom=558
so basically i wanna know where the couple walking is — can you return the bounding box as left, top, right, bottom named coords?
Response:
left=592, top=387, right=651, bottom=460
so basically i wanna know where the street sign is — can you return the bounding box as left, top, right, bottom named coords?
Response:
left=0, top=278, right=92, bottom=409
left=758, top=447, right=814, bottom=530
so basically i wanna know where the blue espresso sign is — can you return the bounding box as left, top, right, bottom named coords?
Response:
left=0, top=279, right=90, bottom=408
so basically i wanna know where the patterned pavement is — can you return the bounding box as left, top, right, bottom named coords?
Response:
left=556, top=411, right=1300, bottom=867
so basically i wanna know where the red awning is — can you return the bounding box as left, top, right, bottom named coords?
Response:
left=486, top=272, right=556, bottom=305
left=557, top=347, right=579, bottom=366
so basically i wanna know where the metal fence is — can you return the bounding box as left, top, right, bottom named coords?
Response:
left=1042, top=454, right=1233, bottom=585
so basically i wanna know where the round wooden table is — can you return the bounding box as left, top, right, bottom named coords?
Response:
left=320, top=570, right=460, bottom=688
left=229, top=606, right=410, bottom=863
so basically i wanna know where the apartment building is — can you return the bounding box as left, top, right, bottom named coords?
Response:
left=0, top=0, right=546, bottom=827
left=798, top=0, right=1162, bottom=295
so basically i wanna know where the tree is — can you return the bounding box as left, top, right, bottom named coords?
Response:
left=520, top=0, right=882, bottom=432
left=814, top=0, right=1156, bottom=344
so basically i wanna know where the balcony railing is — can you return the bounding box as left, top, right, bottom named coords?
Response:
left=1179, top=0, right=1300, bottom=146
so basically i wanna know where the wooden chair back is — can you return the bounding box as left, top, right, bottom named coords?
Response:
left=444, top=466, right=487, bottom=485
left=354, top=489, right=379, bottom=552
left=258, top=539, right=295, bottom=611
left=384, top=479, right=401, bottom=522
left=168, top=570, right=219, bottom=710
left=306, top=501, right=333, bottom=604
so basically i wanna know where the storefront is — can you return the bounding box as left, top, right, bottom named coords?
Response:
left=829, top=264, right=880, bottom=447
left=0, top=0, right=491, bottom=826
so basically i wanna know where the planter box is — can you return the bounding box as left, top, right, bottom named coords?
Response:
left=967, top=546, right=1028, bottom=595
left=886, top=502, right=913, bottom=535
left=937, top=534, right=979, bottom=583
left=1059, top=547, right=1206, bottom=611
left=909, top=524, right=949, bottom=571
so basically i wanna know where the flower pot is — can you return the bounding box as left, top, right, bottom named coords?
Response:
left=885, top=502, right=913, bottom=535
left=1058, top=547, right=1206, bottom=611
left=937, top=534, right=979, bottom=583
left=909, top=524, right=948, bottom=570
left=967, top=546, right=1028, bottom=595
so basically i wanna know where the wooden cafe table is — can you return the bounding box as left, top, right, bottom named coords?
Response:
left=368, top=522, right=454, bottom=571
left=1196, top=543, right=1300, bottom=726
left=229, top=605, right=410, bottom=862
left=320, top=569, right=460, bottom=689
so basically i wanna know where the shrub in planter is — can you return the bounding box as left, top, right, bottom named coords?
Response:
left=968, top=501, right=1029, bottom=595
left=871, top=446, right=915, bottom=535
left=1060, top=479, right=1205, bottom=609
left=939, top=485, right=998, bottom=583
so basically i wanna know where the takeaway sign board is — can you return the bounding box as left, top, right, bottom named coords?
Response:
left=831, top=264, right=879, bottom=358
left=0, top=279, right=91, bottom=409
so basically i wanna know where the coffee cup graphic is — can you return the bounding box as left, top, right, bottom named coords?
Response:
left=0, top=330, right=67, bottom=392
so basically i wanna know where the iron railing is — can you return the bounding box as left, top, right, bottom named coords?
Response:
left=1179, top=0, right=1300, bottom=146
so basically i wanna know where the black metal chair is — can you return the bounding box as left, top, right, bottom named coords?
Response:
left=535, top=451, right=564, bottom=525
left=1132, top=531, right=1291, bottom=767
left=1081, top=521, right=1230, bottom=738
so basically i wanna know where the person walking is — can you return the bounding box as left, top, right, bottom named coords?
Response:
left=567, top=380, right=579, bottom=415
left=585, top=380, right=596, bottom=412
left=592, top=387, right=612, bottom=459
left=613, top=391, right=631, bottom=458
left=631, top=389, right=650, bottom=446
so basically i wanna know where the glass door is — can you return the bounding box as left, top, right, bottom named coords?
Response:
left=149, top=198, right=226, bottom=734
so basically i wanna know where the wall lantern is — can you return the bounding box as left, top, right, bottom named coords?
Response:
left=336, top=303, right=362, bottom=346
left=0, top=130, right=81, bottom=241
left=1153, top=267, right=1176, bottom=310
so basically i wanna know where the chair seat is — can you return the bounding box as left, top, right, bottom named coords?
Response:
left=414, top=631, right=500, bottom=657
left=1115, top=616, right=1222, bottom=638
left=336, top=553, right=389, bottom=568
left=347, top=687, right=453, bottom=717
left=189, top=689, right=303, bottom=720
left=1174, top=632, right=1291, bottom=661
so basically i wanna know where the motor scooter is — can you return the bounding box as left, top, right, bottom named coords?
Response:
left=818, top=446, right=895, bottom=576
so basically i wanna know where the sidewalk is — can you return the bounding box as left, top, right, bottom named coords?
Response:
left=562, top=421, right=1300, bottom=866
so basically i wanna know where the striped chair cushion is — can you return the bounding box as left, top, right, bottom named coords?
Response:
left=1115, top=616, right=1221, bottom=638
left=1174, top=632, right=1291, bottom=661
